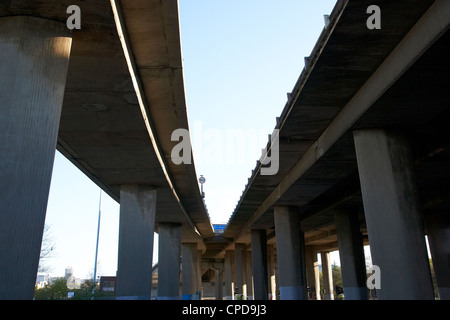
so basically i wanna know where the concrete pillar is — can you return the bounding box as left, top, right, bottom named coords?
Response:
left=246, top=250, right=254, bottom=300
left=182, top=243, right=198, bottom=300
left=158, top=223, right=182, bottom=300
left=274, top=247, right=280, bottom=300
left=425, top=212, right=450, bottom=300
left=197, top=250, right=203, bottom=299
left=215, top=269, right=223, bottom=300
left=335, top=211, right=368, bottom=300
left=116, top=185, right=157, bottom=299
left=251, top=230, right=269, bottom=300
left=274, top=206, right=307, bottom=300
left=305, top=246, right=319, bottom=299
left=354, top=129, right=434, bottom=299
left=0, top=16, right=72, bottom=300
left=321, top=252, right=334, bottom=300
left=234, top=243, right=246, bottom=299
left=267, top=244, right=276, bottom=300
left=313, top=254, right=321, bottom=300
left=224, top=250, right=234, bottom=300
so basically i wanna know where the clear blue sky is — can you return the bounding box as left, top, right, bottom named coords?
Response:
left=43, top=1, right=338, bottom=279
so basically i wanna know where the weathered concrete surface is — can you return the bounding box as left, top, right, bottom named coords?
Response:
left=181, top=243, right=198, bottom=300
left=0, top=16, right=72, bottom=300
left=335, top=210, right=368, bottom=300
left=250, top=230, right=268, bottom=300
left=158, top=223, right=182, bottom=300
left=116, top=185, right=157, bottom=300
left=274, top=207, right=306, bottom=300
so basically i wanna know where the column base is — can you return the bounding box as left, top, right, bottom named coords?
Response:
left=343, top=287, right=368, bottom=300
left=116, top=295, right=151, bottom=300
left=280, top=286, right=306, bottom=300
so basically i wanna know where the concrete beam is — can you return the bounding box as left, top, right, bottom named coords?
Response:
left=0, top=16, right=72, bottom=300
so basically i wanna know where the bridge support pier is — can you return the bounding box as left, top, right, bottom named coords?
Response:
left=182, top=243, right=198, bottom=300
left=274, top=206, right=307, bottom=300
left=321, top=252, right=334, bottom=300
left=0, top=16, right=72, bottom=300
left=158, top=223, right=182, bottom=300
left=251, top=230, right=269, bottom=300
left=267, top=245, right=277, bottom=300
left=116, top=185, right=157, bottom=300
left=335, top=210, right=368, bottom=300
left=214, top=269, right=224, bottom=300
left=234, top=243, right=247, bottom=299
left=224, top=250, right=234, bottom=300
left=354, top=129, right=434, bottom=299
left=197, top=250, right=203, bottom=299
left=245, top=250, right=254, bottom=300
left=305, top=246, right=320, bottom=300
left=425, top=212, right=450, bottom=300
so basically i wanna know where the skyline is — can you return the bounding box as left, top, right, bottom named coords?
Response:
left=42, top=1, right=339, bottom=279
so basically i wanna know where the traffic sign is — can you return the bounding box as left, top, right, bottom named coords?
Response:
left=199, top=176, right=206, bottom=184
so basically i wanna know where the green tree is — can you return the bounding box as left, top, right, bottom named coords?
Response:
left=34, top=277, right=68, bottom=300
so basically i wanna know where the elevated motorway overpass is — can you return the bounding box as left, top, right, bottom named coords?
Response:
left=1, top=0, right=449, bottom=301
left=219, top=0, right=450, bottom=300
left=0, top=0, right=213, bottom=299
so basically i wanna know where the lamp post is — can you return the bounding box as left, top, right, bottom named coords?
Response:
left=199, top=175, right=206, bottom=198
left=92, top=189, right=102, bottom=298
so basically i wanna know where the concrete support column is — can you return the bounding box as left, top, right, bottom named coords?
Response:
left=246, top=250, right=254, bottom=300
left=224, top=250, right=234, bottom=300
left=197, top=250, right=203, bottom=299
left=182, top=243, right=198, bottom=300
left=158, top=223, right=182, bottom=300
left=425, top=212, right=450, bottom=300
left=215, top=269, right=223, bottom=300
left=267, top=245, right=276, bottom=300
left=0, top=16, right=72, bottom=300
left=274, top=206, right=307, bottom=300
left=313, top=254, right=321, bottom=300
left=305, top=246, right=319, bottom=299
left=354, top=129, right=434, bottom=299
left=335, top=211, right=368, bottom=300
left=321, top=252, right=334, bottom=300
left=116, top=185, right=157, bottom=299
left=234, top=243, right=246, bottom=299
left=251, top=230, right=269, bottom=300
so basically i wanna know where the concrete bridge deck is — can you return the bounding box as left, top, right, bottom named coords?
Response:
left=1, top=0, right=449, bottom=300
